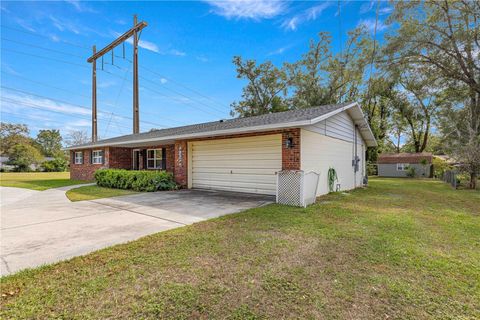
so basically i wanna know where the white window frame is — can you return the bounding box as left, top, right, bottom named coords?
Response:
left=74, top=151, right=83, bottom=164
left=92, top=150, right=103, bottom=164
left=146, top=149, right=163, bottom=169
left=397, top=163, right=409, bottom=171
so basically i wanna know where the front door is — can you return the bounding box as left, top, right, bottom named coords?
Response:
left=132, top=149, right=141, bottom=170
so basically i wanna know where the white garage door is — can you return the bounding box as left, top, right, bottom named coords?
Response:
left=190, top=134, right=282, bottom=195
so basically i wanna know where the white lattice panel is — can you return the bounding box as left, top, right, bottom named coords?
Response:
left=276, top=170, right=303, bottom=206
left=276, top=170, right=320, bottom=207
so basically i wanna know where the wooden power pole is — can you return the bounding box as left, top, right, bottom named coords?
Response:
left=87, top=15, right=147, bottom=141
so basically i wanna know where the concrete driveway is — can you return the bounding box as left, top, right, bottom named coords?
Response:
left=0, top=185, right=273, bottom=276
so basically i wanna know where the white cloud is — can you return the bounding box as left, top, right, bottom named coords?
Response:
left=196, top=55, right=209, bottom=62
left=2, top=64, right=21, bottom=76
left=281, top=16, right=299, bottom=31
left=1, top=91, right=91, bottom=116
left=281, top=2, right=332, bottom=31
left=267, top=46, right=289, bottom=56
left=357, top=18, right=388, bottom=33
left=113, top=31, right=160, bottom=53
left=204, top=0, right=286, bottom=20
left=97, top=80, right=117, bottom=89
left=14, top=18, right=36, bottom=33
left=378, top=6, right=393, bottom=15
left=169, top=49, right=186, bottom=56
left=64, top=0, right=97, bottom=13
left=359, top=1, right=375, bottom=14
left=49, top=15, right=82, bottom=34
left=160, top=78, right=168, bottom=84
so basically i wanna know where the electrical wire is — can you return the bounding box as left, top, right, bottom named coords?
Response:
left=0, top=110, right=124, bottom=136
left=1, top=86, right=170, bottom=128
left=0, top=24, right=90, bottom=50
left=1, top=37, right=85, bottom=58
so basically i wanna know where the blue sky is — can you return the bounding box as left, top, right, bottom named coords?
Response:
left=1, top=0, right=392, bottom=139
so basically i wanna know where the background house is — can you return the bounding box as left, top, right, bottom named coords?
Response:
left=378, top=153, right=433, bottom=178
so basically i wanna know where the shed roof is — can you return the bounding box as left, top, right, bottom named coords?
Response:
left=378, top=153, right=433, bottom=164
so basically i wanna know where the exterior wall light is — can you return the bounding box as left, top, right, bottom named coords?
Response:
left=285, top=136, right=294, bottom=149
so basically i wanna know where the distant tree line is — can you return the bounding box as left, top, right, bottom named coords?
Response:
left=230, top=0, right=479, bottom=189
left=0, top=123, right=89, bottom=172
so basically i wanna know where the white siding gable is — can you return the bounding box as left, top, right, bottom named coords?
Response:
left=301, top=110, right=366, bottom=196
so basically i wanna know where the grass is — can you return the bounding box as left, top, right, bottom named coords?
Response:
left=66, top=185, right=138, bottom=201
left=0, top=172, right=90, bottom=190
left=1, top=178, right=479, bottom=319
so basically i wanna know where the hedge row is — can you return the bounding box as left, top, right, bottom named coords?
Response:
left=94, top=169, right=177, bottom=192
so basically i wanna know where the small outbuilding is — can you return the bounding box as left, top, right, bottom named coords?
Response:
left=377, top=153, right=433, bottom=178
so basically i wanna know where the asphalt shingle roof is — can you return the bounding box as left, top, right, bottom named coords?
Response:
left=70, top=102, right=354, bottom=148
left=378, top=153, right=433, bottom=164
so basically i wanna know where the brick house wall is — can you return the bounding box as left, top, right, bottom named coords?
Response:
left=108, top=147, right=132, bottom=169
left=70, top=128, right=301, bottom=185
left=174, top=140, right=188, bottom=187
left=70, top=148, right=107, bottom=180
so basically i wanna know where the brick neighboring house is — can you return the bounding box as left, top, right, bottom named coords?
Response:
left=68, top=102, right=377, bottom=196
left=377, top=152, right=433, bottom=178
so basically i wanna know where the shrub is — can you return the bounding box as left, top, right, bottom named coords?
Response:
left=406, top=166, right=416, bottom=177
left=41, top=157, right=68, bottom=172
left=94, top=169, right=177, bottom=192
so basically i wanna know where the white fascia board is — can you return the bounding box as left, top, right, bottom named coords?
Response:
left=66, top=120, right=312, bottom=150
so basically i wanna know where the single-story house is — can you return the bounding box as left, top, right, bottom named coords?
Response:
left=378, top=152, right=433, bottom=178
left=67, top=102, right=377, bottom=197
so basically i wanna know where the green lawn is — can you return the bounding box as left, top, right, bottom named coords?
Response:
left=66, top=185, right=138, bottom=201
left=0, top=172, right=90, bottom=190
left=1, top=178, right=479, bottom=319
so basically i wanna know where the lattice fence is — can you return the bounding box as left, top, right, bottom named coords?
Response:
left=276, top=170, right=320, bottom=207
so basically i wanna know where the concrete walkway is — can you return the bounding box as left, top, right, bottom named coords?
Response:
left=0, top=185, right=273, bottom=276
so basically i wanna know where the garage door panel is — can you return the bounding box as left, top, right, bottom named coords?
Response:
left=193, top=183, right=276, bottom=195
left=192, top=167, right=279, bottom=175
left=192, top=146, right=281, bottom=157
left=192, top=159, right=281, bottom=168
left=191, top=134, right=282, bottom=195
left=192, top=173, right=275, bottom=183
left=193, top=154, right=281, bottom=161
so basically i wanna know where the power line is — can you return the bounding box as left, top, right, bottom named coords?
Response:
left=2, top=70, right=180, bottom=126
left=1, top=48, right=89, bottom=69
left=2, top=43, right=229, bottom=118
left=1, top=37, right=85, bottom=58
left=139, top=67, right=230, bottom=111
left=1, top=86, right=170, bottom=128
left=103, top=60, right=227, bottom=117
left=1, top=97, right=129, bottom=128
left=0, top=24, right=90, bottom=50
left=0, top=110, right=124, bottom=136
left=3, top=25, right=230, bottom=116
left=103, top=62, right=226, bottom=117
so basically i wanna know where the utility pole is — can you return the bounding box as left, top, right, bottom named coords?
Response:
left=132, top=15, right=140, bottom=134
left=91, top=45, right=97, bottom=142
left=87, top=15, right=147, bottom=141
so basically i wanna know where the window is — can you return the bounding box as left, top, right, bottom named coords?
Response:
left=147, top=149, right=163, bottom=169
left=397, top=163, right=409, bottom=171
left=74, top=151, right=83, bottom=164
left=92, top=150, right=104, bottom=164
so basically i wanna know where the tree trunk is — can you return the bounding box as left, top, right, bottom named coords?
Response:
left=470, top=172, right=477, bottom=189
